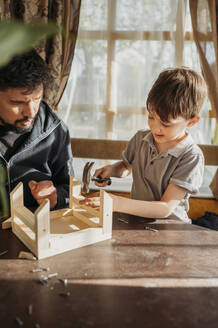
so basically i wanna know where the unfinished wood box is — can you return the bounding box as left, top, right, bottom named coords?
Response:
left=10, top=177, right=113, bottom=259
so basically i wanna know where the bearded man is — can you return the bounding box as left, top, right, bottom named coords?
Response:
left=0, top=50, right=73, bottom=219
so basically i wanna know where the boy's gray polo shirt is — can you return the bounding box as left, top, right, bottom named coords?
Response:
left=122, top=130, right=204, bottom=223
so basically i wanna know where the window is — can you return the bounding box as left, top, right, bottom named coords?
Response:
left=59, top=0, right=213, bottom=144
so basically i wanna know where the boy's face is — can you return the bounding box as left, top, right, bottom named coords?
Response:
left=148, top=111, right=199, bottom=147
left=0, top=86, right=43, bottom=133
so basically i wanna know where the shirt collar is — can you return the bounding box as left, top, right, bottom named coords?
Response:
left=142, top=130, right=195, bottom=158
left=167, top=133, right=194, bottom=157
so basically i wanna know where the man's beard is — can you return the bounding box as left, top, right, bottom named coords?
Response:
left=0, top=116, right=36, bottom=134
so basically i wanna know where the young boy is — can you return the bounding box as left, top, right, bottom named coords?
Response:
left=83, top=68, right=207, bottom=223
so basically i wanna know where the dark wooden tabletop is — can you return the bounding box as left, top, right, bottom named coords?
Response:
left=1, top=212, right=218, bottom=327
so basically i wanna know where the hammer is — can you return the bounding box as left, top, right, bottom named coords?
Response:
left=81, top=161, right=111, bottom=194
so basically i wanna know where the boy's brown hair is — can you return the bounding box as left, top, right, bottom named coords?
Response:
left=146, top=67, right=207, bottom=122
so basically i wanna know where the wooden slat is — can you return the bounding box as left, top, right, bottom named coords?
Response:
left=198, top=145, right=218, bottom=166
left=100, top=190, right=113, bottom=235
left=35, top=200, right=50, bottom=258
left=71, top=196, right=100, bottom=217
left=71, top=138, right=218, bottom=165
left=78, top=30, right=212, bottom=42
left=189, top=198, right=218, bottom=219
left=73, top=211, right=99, bottom=228
left=71, top=138, right=127, bottom=160
left=12, top=221, right=36, bottom=256
left=209, top=109, right=216, bottom=118
left=14, top=207, right=35, bottom=231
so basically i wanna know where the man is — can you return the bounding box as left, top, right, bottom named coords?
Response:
left=0, top=49, right=73, bottom=219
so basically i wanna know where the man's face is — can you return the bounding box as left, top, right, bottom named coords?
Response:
left=0, top=86, right=43, bottom=133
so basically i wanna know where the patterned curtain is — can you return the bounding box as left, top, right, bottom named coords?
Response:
left=0, top=0, right=81, bottom=109
left=190, top=0, right=218, bottom=122
left=190, top=0, right=218, bottom=196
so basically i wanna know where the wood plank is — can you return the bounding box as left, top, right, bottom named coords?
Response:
left=12, top=221, right=36, bottom=256
left=10, top=182, right=23, bottom=203
left=35, top=199, right=50, bottom=258
left=78, top=30, right=213, bottom=41
left=71, top=138, right=218, bottom=165
left=71, top=196, right=100, bottom=217
left=198, top=145, right=218, bottom=166
left=14, top=207, right=35, bottom=231
left=189, top=198, right=218, bottom=219
left=10, top=182, right=23, bottom=219
left=69, top=174, right=73, bottom=208
left=2, top=217, right=12, bottom=229
left=100, top=190, right=113, bottom=234
left=71, top=138, right=127, bottom=160
left=50, top=208, right=74, bottom=219
left=69, top=176, right=81, bottom=207
left=73, top=210, right=100, bottom=228
left=38, top=227, right=110, bottom=259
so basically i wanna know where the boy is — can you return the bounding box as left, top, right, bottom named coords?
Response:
left=83, top=68, right=207, bottom=222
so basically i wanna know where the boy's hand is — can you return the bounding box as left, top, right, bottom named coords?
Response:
left=28, top=180, right=57, bottom=209
left=93, top=166, right=112, bottom=187
left=80, top=191, right=100, bottom=208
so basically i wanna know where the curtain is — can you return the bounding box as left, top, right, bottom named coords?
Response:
left=190, top=0, right=218, bottom=196
left=0, top=0, right=81, bottom=108
left=190, top=0, right=218, bottom=122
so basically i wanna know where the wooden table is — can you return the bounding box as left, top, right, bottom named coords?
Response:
left=1, top=212, right=218, bottom=327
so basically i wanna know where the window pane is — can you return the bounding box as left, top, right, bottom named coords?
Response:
left=65, top=111, right=107, bottom=139
left=183, top=42, right=201, bottom=70
left=114, top=113, right=148, bottom=140
left=59, top=40, right=107, bottom=138
left=79, top=0, right=107, bottom=31
left=115, top=0, right=178, bottom=31
left=70, top=40, right=107, bottom=106
left=111, top=40, right=174, bottom=109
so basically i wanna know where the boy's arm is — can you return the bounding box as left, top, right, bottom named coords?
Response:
left=111, top=183, right=187, bottom=218
left=109, top=160, right=131, bottom=178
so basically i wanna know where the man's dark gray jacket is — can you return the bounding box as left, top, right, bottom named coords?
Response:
left=0, top=101, right=73, bottom=212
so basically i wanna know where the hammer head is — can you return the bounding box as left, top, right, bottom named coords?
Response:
left=81, top=161, right=94, bottom=194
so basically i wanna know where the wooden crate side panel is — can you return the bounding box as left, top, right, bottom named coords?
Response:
left=71, top=196, right=100, bottom=218
left=69, top=175, right=73, bottom=208
left=10, top=182, right=24, bottom=217
left=50, top=208, right=74, bottom=219
left=73, top=210, right=100, bottom=228
left=10, top=179, right=112, bottom=260
left=35, top=200, right=50, bottom=258
left=70, top=177, right=81, bottom=208
left=12, top=220, right=36, bottom=256
left=2, top=217, right=12, bottom=229
left=38, top=228, right=111, bottom=259
left=100, top=190, right=113, bottom=235
left=14, top=207, right=35, bottom=231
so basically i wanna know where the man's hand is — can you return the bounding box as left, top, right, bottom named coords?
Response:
left=28, top=180, right=57, bottom=209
